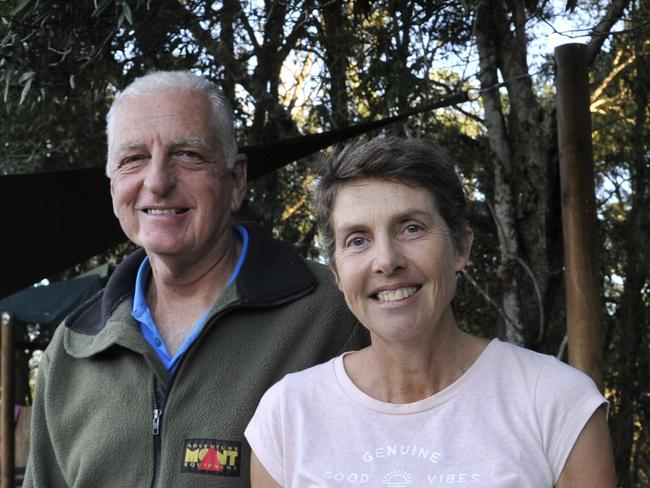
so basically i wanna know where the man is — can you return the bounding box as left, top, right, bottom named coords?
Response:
left=24, top=71, right=366, bottom=487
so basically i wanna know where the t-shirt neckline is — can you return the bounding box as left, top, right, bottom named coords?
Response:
left=334, top=338, right=500, bottom=415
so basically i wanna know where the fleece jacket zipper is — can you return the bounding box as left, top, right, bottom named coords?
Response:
left=151, top=376, right=166, bottom=488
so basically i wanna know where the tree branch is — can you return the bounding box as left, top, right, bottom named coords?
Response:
left=586, top=0, right=631, bottom=67
left=590, top=41, right=643, bottom=107
left=279, top=0, right=315, bottom=61
left=237, top=2, right=262, bottom=52
left=170, top=1, right=255, bottom=95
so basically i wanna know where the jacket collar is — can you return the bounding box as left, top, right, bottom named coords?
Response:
left=236, top=221, right=316, bottom=305
left=64, top=221, right=316, bottom=341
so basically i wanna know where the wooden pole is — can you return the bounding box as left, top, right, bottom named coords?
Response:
left=555, top=43, right=604, bottom=391
left=1, top=311, right=15, bottom=488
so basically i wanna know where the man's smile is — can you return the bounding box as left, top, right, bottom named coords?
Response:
left=143, top=208, right=189, bottom=215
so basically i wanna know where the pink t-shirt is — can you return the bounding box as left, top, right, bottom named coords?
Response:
left=245, top=339, right=605, bottom=487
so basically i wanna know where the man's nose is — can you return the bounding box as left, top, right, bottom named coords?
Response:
left=371, top=235, right=407, bottom=275
left=143, top=154, right=176, bottom=195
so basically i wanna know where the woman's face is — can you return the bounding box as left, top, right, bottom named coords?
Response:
left=331, top=178, right=472, bottom=345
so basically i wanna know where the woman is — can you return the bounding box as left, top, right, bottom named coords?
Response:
left=245, top=137, right=616, bottom=487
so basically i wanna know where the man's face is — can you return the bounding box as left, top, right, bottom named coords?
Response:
left=109, top=90, right=246, bottom=264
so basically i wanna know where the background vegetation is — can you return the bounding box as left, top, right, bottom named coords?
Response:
left=1, top=0, right=648, bottom=485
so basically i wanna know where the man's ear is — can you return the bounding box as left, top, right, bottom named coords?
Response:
left=454, top=226, right=474, bottom=271
left=230, top=153, right=248, bottom=212
left=109, top=178, right=119, bottom=218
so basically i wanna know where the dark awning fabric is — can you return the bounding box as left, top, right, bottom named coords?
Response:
left=0, top=274, right=103, bottom=326
left=0, top=93, right=467, bottom=298
left=0, top=168, right=126, bottom=299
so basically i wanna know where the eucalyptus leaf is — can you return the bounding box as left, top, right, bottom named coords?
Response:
left=3, top=71, right=11, bottom=104
left=10, top=0, right=34, bottom=17
left=19, top=76, right=33, bottom=105
left=123, top=3, right=133, bottom=24
left=18, top=71, right=35, bottom=83
left=91, top=0, right=114, bottom=18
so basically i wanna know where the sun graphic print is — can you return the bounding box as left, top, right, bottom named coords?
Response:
left=382, top=468, right=413, bottom=487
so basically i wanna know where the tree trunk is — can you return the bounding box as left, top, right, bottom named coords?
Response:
left=320, top=0, right=350, bottom=127
left=473, top=0, right=557, bottom=347
left=220, top=0, right=237, bottom=104
left=473, top=0, right=525, bottom=345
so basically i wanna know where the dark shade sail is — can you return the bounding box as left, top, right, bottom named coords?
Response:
left=0, top=92, right=467, bottom=298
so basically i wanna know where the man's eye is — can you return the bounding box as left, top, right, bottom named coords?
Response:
left=174, top=150, right=202, bottom=161
left=119, top=155, right=145, bottom=166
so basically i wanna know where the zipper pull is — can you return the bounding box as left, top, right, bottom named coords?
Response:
left=153, top=408, right=163, bottom=436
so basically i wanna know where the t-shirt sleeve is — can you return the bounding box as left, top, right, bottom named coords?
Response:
left=533, top=358, right=607, bottom=483
left=245, top=378, right=287, bottom=487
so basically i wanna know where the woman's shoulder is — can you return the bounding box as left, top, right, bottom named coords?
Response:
left=261, top=355, right=342, bottom=404
left=285, top=355, right=340, bottom=387
left=491, top=339, right=579, bottom=373
left=488, top=339, right=602, bottom=403
left=489, top=341, right=608, bottom=481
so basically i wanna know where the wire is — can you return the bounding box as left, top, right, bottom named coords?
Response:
left=465, top=69, right=546, bottom=101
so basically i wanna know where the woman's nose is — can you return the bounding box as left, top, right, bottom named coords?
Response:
left=371, top=236, right=407, bottom=275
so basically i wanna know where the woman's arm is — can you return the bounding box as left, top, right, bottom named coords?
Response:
left=555, top=405, right=616, bottom=487
left=251, top=451, right=283, bottom=488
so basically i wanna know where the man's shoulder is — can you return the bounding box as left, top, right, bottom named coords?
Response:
left=304, top=259, right=337, bottom=289
left=62, top=288, right=105, bottom=335
left=61, top=248, right=144, bottom=336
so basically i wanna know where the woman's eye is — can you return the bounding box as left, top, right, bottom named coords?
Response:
left=405, top=224, right=422, bottom=234
left=347, top=236, right=366, bottom=248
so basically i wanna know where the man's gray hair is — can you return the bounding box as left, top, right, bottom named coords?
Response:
left=105, top=70, right=237, bottom=176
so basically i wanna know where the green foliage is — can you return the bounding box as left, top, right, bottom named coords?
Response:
left=0, top=1, right=116, bottom=172
left=589, top=10, right=650, bottom=482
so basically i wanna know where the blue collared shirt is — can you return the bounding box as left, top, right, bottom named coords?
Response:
left=132, top=224, right=249, bottom=373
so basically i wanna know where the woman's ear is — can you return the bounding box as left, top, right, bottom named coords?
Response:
left=330, top=263, right=343, bottom=291
left=454, top=226, right=474, bottom=271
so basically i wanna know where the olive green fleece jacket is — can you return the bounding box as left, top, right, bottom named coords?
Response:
left=24, top=222, right=368, bottom=488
